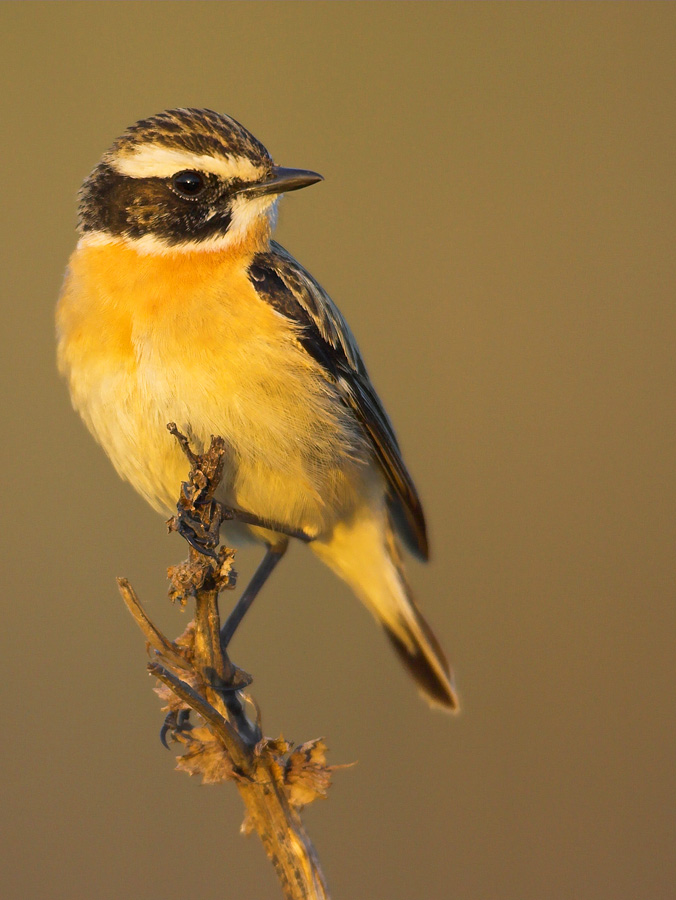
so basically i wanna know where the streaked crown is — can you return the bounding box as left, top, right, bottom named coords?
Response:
left=109, top=107, right=272, bottom=168
left=78, top=108, right=321, bottom=252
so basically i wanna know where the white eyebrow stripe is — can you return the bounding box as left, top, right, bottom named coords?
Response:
left=111, top=145, right=265, bottom=181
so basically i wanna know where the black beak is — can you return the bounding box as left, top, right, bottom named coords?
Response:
left=243, top=166, right=323, bottom=198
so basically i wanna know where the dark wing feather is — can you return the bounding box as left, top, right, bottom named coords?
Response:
left=249, top=242, right=429, bottom=560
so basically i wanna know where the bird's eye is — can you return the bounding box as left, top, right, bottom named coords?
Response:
left=171, top=170, right=206, bottom=198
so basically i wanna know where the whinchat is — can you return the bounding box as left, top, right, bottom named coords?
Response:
left=56, top=108, right=458, bottom=710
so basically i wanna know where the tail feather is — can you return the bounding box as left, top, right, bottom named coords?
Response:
left=383, top=522, right=459, bottom=711
left=311, top=510, right=459, bottom=711
left=381, top=599, right=458, bottom=710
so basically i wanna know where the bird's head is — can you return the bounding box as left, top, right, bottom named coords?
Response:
left=77, top=108, right=322, bottom=254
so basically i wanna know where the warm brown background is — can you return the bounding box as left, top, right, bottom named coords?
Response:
left=1, top=3, right=674, bottom=899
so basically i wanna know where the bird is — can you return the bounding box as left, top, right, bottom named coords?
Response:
left=56, top=107, right=458, bottom=711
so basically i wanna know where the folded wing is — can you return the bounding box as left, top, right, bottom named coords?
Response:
left=248, top=242, right=429, bottom=560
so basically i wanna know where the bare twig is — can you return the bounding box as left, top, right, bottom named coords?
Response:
left=118, top=428, right=341, bottom=900
left=117, top=578, right=191, bottom=671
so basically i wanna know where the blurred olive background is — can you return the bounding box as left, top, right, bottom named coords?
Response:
left=1, top=3, right=674, bottom=899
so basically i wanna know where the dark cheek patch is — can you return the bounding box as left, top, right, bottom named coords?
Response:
left=79, top=166, right=232, bottom=244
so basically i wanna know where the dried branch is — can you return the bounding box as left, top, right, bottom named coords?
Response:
left=118, top=426, right=345, bottom=900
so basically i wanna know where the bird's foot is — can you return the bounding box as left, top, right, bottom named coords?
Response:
left=160, top=708, right=193, bottom=749
left=159, top=666, right=253, bottom=749
left=170, top=488, right=222, bottom=560
left=208, top=663, right=254, bottom=695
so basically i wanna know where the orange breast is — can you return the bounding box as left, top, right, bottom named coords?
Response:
left=56, top=238, right=288, bottom=507
left=57, top=239, right=276, bottom=372
left=55, top=237, right=367, bottom=531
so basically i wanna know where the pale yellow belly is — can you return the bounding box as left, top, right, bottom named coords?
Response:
left=57, top=242, right=372, bottom=544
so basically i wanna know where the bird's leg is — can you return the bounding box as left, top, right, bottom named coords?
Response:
left=220, top=539, right=289, bottom=649
left=216, top=503, right=312, bottom=544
